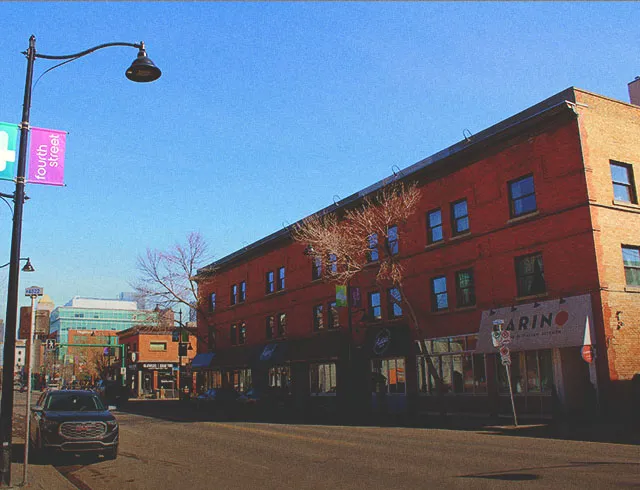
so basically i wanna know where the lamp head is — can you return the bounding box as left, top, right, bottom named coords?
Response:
left=21, top=258, right=35, bottom=272
left=125, top=42, right=161, bottom=82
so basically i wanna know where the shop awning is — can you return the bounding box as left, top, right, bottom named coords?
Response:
left=475, top=294, right=594, bottom=353
left=256, top=341, right=289, bottom=365
left=364, top=325, right=412, bottom=358
left=190, top=352, right=216, bottom=369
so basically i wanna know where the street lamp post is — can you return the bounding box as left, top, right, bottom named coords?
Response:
left=0, top=35, right=160, bottom=486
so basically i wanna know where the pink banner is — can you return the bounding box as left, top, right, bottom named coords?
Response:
left=28, top=127, right=67, bottom=186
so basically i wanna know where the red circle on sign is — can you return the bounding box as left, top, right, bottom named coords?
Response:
left=581, top=345, right=593, bottom=363
left=556, top=310, right=569, bottom=326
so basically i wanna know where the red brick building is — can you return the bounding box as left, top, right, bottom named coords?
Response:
left=193, top=81, right=640, bottom=421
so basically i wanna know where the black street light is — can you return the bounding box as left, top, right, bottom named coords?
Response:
left=0, top=35, right=160, bottom=486
left=0, top=257, right=34, bottom=272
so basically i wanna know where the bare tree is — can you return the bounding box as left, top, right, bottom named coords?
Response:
left=293, top=181, right=444, bottom=393
left=132, top=232, right=214, bottom=342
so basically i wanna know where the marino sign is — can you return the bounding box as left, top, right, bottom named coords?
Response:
left=475, top=294, right=594, bottom=353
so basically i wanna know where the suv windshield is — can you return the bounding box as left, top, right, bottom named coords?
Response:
left=45, top=393, right=106, bottom=412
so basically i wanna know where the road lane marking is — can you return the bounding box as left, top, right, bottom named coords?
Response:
left=209, top=423, right=360, bottom=448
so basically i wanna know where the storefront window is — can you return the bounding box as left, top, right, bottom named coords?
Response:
left=416, top=334, right=486, bottom=395
left=372, top=358, right=406, bottom=394
left=226, top=368, right=252, bottom=393
left=310, top=363, right=337, bottom=395
left=496, top=349, right=553, bottom=395
left=268, top=365, right=290, bottom=389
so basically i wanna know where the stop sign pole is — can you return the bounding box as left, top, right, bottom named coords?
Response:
left=492, top=319, right=518, bottom=427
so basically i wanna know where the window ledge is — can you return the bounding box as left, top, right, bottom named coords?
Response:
left=624, top=286, right=640, bottom=293
left=425, top=241, right=446, bottom=251
left=612, top=200, right=640, bottom=210
left=450, top=232, right=471, bottom=242
left=515, top=292, right=549, bottom=302
left=455, top=305, right=477, bottom=312
left=430, top=309, right=450, bottom=316
left=507, top=210, right=540, bottom=225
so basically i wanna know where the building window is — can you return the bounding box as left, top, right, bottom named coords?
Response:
left=312, top=305, right=324, bottom=331
left=497, top=349, right=553, bottom=394
left=265, top=315, right=275, bottom=340
left=387, top=287, right=403, bottom=318
left=230, top=284, right=238, bottom=306
left=451, top=199, right=469, bottom=235
left=149, top=342, right=167, bottom=352
left=310, top=363, right=337, bottom=395
left=207, top=326, right=215, bottom=351
left=328, top=301, right=340, bottom=329
left=277, top=267, right=286, bottom=291
left=367, top=233, right=379, bottom=262
left=238, top=322, right=247, bottom=345
left=277, top=313, right=287, bottom=337
left=427, top=209, right=443, bottom=244
left=372, top=358, right=406, bottom=394
left=509, top=174, right=537, bottom=217
left=417, top=335, right=486, bottom=395
left=622, top=246, right=640, bottom=286
left=312, top=257, right=322, bottom=281
left=266, top=271, right=275, bottom=294
left=226, top=368, right=252, bottom=393
left=328, top=254, right=338, bottom=275
left=386, top=225, right=399, bottom=256
left=368, top=291, right=381, bottom=320
left=209, top=292, right=216, bottom=312
left=455, top=269, right=476, bottom=308
left=515, top=253, right=546, bottom=297
left=268, top=366, right=290, bottom=390
left=431, top=276, right=448, bottom=311
left=230, top=324, right=238, bottom=345
left=610, top=161, right=637, bottom=203
left=239, top=281, right=246, bottom=303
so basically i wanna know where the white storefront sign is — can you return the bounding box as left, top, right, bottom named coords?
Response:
left=475, top=294, right=594, bottom=353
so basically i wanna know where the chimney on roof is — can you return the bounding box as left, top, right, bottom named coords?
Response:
left=629, top=76, right=640, bottom=106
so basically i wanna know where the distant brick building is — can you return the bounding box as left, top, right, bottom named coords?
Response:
left=193, top=81, right=640, bottom=421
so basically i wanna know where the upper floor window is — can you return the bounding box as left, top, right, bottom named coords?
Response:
left=387, top=287, right=403, bottom=318
left=515, top=253, right=546, bottom=297
left=431, top=276, right=449, bottom=311
left=622, top=245, right=640, bottom=287
left=265, top=315, right=275, bottom=340
left=312, top=257, right=322, bottom=281
left=456, top=269, right=476, bottom=308
left=238, top=322, right=247, bottom=345
left=209, top=292, right=216, bottom=312
left=277, top=313, right=287, bottom=336
left=239, top=281, right=246, bottom=303
left=367, top=233, right=379, bottom=262
left=610, top=161, right=637, bottom=203
left=149, top=342, right=167, bottom=352
left=509, top=175, right=537, bottom=217
left=266, top=271, right=275, bottom=294
left=230, top=324, right=238, bottom=345
left=207, top=326, right=215, bottom=351
left=277, top=267, right=286, bottom=291
left=427, top=209, right=443, bottom=244
left=368, top=291, right=382, bottom=321
left=451, top=199, right=469, bottom=235
left=386, top=225, right=399, bottom=256
left=313, top=304, right=324, bottom=331
left=230, top=284, right=238, bottom=306
left=328, top=254, right=338, bottom=275
left=328, top=301, right=339, bottom=329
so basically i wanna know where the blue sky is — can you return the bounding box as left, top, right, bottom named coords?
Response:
left=0, top=2, right=638, bottom=318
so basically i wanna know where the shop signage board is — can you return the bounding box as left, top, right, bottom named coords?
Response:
left=581, top=345, right=594, bottom=363
left=141, top=363, right=175, bottom=369
left=476, top=294, right=594, bottom=353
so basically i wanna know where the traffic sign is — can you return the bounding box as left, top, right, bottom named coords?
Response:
left=25, top=286, right=44, bottom=297
left=45, top=339, right=56, bottom=350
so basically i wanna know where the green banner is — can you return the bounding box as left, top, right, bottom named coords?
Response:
left=336, top=285, right=347, bottom=307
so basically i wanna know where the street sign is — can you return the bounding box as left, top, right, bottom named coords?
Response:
left=581, top=345, right=594, bottom=363
left=25, top=286, right=44, bottom=297
left=45, top=339, right=56, bottom=350
left=172, top=329, right=180, bottom=342
left=120, top=367, right=126, bottom=376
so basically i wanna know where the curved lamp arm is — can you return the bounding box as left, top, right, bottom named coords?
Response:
left=28, top=41, right=142, bottom=60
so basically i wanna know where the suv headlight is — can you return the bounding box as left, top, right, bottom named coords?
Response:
left=42, top=419, right=59, bottom=431
left=106, top=420, right=118, bottom=431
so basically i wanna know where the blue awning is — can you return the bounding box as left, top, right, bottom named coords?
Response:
left=190, top=352, right=216, bottom=369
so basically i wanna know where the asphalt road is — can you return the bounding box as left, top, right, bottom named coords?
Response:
left=11, top=394, right=640, bottom=489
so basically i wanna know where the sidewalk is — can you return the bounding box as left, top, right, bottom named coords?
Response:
left=7, top=438, right=76, bottom=490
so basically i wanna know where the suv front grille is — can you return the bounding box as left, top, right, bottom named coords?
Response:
left=60, top=421, right=107, bottom=439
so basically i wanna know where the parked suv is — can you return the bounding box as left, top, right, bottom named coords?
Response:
left=30, top=389, right=119, bottom=460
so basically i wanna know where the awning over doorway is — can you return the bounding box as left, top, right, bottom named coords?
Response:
left=475, top=294, right=594, bottom=353
left=190, top=352, right=216, bottom=369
